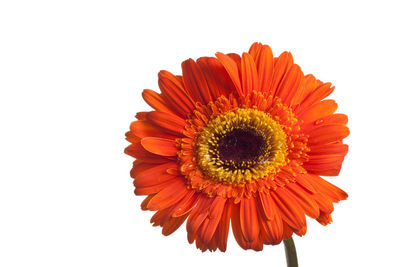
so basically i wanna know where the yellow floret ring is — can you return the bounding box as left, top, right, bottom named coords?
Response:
left=196, top=108, right=288, bottom=185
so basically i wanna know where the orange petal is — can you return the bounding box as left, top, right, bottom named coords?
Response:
left=240, top=197, right=260, bottom=242
left=313, top=168, right=344, bottom=176
left=181, top=59, right=212, bottom=104
left=258, top=211, right=283, bottom=245
left=304, top=154, right=345, bottom=176
left=276, top=64, right=304, bottom=106
left=147, top=179, right=188, bottom=210
left=216, top=52, right=243, bottom=96
left=248, top=234, right=264, bottom=251
left=199, top=196, right=227, bottom=243
left=286, top=183, right=320, bottom=218
left=134, top=178, right=180, bottom=195
left=294, top=225, right=307, bottom=236
left=196, top=57, right=235, bottom=99
left=215, top=201, right=231, bottom=252
left=150, top=209, right=169, bottom=226
left=130, top=120, right=176, bottom=139
left=271, top=188, right=306, bottom=230
left=294, top=74, right=319, bottom=106
left=313, top=193, right=334, bottom=214
left=207, top=228, right=219, bottom=252
left=270, top=52, right=293, bottom=97
left=317, top=212, right=332, bottom=225
left=295, top=173, right=317, bottom=194
left=186, top=196, right=214, bottom=242
left=299, top=82, right=334, bottom=109
left=171, top=191, right=198, bottom=217
left=255, top=45, right=274, bottom=94
left=299, top=99, right=338, bottom=123
left=141, top=137, right=178, bottom=156
left=147, top=111, right=186, bottom=135
left=133, top=162, right=178, bottom=187
left=282, top=221, right=294, bottom=240
left=257, top=191, right=276, bottom=220
left=240, top=53, right=259, bottom=95
left=140, top=194, right=155, bottom=210
left=142, top=89, right=174, bottom=114
left=131, top=161, right=178, bottom=178
left=162, top=213, right=189, bottom=236
left=125, top=142, right=171, bottom=163
left=308, top=175, right=348, bottom=203
left=227, top=53, right=242, bottom=69
left=306, top=154, right=345, bottom=165
left=308, top=124, right=350, bottom=145
left=125, top=131, right=140, bottom=143
left=303, top=113, right=348, bottom=131
left=230, top=202, right=248, bottom=250
left=309, top=143, right=349, bottom=156
left=248, top=42, right=263, bottom=59
left=158, top=70, right=195, bottom=116
left=320, top=113, right=348, bottom=125
left=135, top=112, right=148, bottom=120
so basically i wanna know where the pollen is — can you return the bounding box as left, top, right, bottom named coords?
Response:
left=196, top=108, right=288, bottom=185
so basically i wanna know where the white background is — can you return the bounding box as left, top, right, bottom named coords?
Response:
left=1, top=1, right=399, bottom=266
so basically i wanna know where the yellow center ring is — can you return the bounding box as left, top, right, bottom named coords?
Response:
left=196, top=108, right=288, bottom=185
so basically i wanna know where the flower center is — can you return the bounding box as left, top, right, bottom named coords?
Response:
left=196, top=108, right=288, bottom=185
left=218, top=127, right=266, bottom=164
left=216, top=126, right=270, bottom=170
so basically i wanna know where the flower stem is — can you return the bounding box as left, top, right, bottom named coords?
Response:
left=283, top=237, right=298, bottom=267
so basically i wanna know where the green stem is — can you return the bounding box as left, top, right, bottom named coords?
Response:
left=283, top=237, right=298, bottom=267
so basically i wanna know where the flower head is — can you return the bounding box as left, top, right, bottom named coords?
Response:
left=125, top=42, right=349, bottom=252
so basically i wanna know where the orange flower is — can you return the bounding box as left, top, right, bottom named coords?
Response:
left=125, top=42, right=349, bottom=252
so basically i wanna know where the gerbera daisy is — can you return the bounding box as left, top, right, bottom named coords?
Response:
left=125, top=42, right=349, bottom=253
